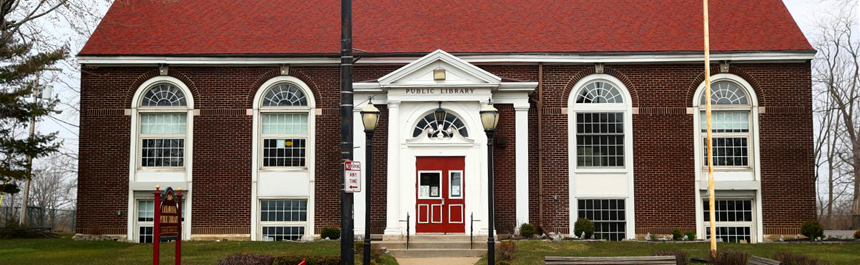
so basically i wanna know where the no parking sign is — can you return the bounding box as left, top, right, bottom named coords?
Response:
left=344, top=160, right=361, bottom=193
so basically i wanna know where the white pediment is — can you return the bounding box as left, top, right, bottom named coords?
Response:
left=378, top=50, right=502, bottom=88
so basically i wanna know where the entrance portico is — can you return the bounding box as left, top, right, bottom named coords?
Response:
left=352, top=50, right=536, bottom=237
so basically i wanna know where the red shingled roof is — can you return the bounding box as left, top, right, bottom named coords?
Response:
left=79, top=0, right=813, bottom=56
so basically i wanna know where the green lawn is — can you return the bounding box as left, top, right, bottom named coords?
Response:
left=476, top=241, right=860, bottom=265
left=0, top=234, right=397, bottom=265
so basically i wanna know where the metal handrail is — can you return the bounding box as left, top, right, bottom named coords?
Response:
left=470, top=212, right=481, bottom=249
left=398, top=213, right=410, bottom=249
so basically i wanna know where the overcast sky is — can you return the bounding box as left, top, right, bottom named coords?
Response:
left=32, top=0, right=859, bottom=158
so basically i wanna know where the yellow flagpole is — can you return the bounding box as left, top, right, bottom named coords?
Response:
left=703, top=0, right=717, bottom=261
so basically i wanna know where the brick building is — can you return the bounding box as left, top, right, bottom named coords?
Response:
left=76, top=0, right=815, bottom=244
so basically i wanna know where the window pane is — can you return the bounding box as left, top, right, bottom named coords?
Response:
left=450, top=172, right=462, bottom=198
left=260, top=199, right=308, bottom=222
left=700, top=81, right=749, bottom=105
left=577, top=199, right=626, bottom=241
left=141, top=113, right=186, bottom=134
left=577, top=113, right=624, bottom=167
left=263, top=139, right=306, bottom=167
left=262, top=113, right=308, bottom=135
left=703, top=200, right=753, bottom=222
left=263, top=83, right=308, bottom=106
left=141, top=139, right=184, bottom=167
left=700, top=111, right=749, bottom=133
left=706, top=226, right=751, bottom=243
left=141, top=84, right=186, bottom=107
left=419, top=172, right=441, bottom=198
left=139, top=226, right=154, bottom=243
left=138, top=200, right=154, bottom=222
left=703, top=137, right=748, bottom=166
left=576, top=81, right=624, bottom=104
left=262, top=226, right=305, bottom=241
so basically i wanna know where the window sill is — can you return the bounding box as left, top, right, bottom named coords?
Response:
left=259, top=167, right=309, bottom=172
left=574, top=168, right=628, bottom=174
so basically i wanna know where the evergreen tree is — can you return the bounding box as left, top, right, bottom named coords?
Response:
left=0, top=1, right=66, bottom=198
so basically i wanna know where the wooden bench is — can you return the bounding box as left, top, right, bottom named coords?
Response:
left=748, top=256, right=781, bottom=265
left=545, top=256, right=677, bottom=265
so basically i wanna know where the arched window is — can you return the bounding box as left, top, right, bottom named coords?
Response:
left=260, top=82, right=311, bottom=167
left=698, top=81, right=752, bottom=167
left=412, top=111, right=469, bottom=138
left=574, top=80, right=626, bottom=168
left=138, top=83, right=189, bottom=168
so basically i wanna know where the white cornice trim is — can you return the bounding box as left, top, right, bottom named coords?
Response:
left=78, top=52, right=815, bottom=66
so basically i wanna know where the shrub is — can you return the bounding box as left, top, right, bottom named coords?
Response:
left=683, top=230, right=696, bottom=240
left=496, top=241, right=515, bottom=261
left=272, top=256, right=339, bottom=265
left=655, top=251, right=688, bottom=265
left=354, top=241, right=384, bottom=263
left=671, top=229, right=683, bottom=240
left=773, top=251, right=824, bottom=265
left=495, top=261, right=513, bottom=265
left=715, top=250, right=749, bottom=265
left=854, top=230, right=860, bottom=239
left=218, top=254, right=275, bottom=265
left=519, top=223, right=536, bottom=238
left=800, top=221, right=824, bottom=240
left=0, top=223, right=57, bottom=239
left=320, top=227, right=340, bottom=240
left=649, top=234, right=657, bottom=241
left=573, top=218, right=594, bottom=239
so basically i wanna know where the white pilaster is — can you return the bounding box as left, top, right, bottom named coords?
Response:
left=353, top=107, right=367, bottom=235
left=384, top=101, right=402, bottom=235
left=514, top=105, right=530, bottom=229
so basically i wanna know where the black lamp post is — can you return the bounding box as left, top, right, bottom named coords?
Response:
left=360, top=100, right=380, bottom=265
left=480, top=103, right=500, bottom=265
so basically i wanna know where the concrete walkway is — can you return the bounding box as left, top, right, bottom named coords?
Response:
left=396, top=257, right=480, bottom=265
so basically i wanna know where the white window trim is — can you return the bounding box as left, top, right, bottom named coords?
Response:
left=692, top=74, right=763, bottom=243
left=417, top=170, right=443, bottom=200
left=251, top=76, right=316, bottom=241
left=449, top=170, right=464, bottom=199
left=567, top=74, right=636, bottom=239
left=127, top=76, right=195, bottom=242
left=257, top=198, right=309, bottom=241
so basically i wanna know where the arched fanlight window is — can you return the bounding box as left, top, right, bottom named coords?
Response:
left=137, top=82, right=189, bottom=168
left=263, top=83, right=308, bottom=107
left=142, top=84, right=187, bottom=106
left=700, top=81, right=748, bottom=105
left=412, top=111, right=469, bottom=138
left=576, top=81, right=624, bottom=104
left=698, top=81, right=753, bottom=167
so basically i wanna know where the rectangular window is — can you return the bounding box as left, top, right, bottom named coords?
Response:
left=700, top=110, right=750, bottom=167
left=700, top=111, right=749, bottom=133
left=142, top=139, right=185, bottom=167
left=703, top=199, right=753, bottom=243
left=577, top=199, right=626, bottom=241
left=261, top=226, right=305, bottom=241
left=140, top=113, right=186, bottom=167
left=576, top=113, right=624, bottom=167
left=262, top=113, right=308, bottom=167
left=139, top=226, right=154, bottom=243
left=262, top=113, right=308, bottom=134
left=262, top=139, right=306, bottom=167
left=260, top=200, right=307, bottom=222
left=703, top=138, right=748, bottom=166
left=138, top=200, right=154, bottom=222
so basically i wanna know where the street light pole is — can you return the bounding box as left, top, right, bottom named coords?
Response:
left=360, top=101, right=380, bottom=265
left=480, top=104, right=500, bottom=265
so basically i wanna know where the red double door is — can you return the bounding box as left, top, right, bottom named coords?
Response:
left=415, top=156, right=466, bottom=234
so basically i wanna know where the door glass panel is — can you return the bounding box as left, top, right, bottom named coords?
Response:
left=450, top=171, right=462, bottom=198
left=419, top=172, right=441, bottom=198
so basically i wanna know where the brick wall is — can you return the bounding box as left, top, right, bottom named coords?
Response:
left=77, top=62, right=814, bottom=238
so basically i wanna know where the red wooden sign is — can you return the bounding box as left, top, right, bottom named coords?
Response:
left=153, top=186, right=183, bottom=265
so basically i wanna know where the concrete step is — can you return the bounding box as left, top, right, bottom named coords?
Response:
left=387, top=248, right=487, bottom=258
left=375, top=241, right=488, bottom=250
left=384, top=234, right=486, bottom=242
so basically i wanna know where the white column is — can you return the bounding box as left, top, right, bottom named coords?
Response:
left=353, top=107, right=367, bottom=235
left=514, top=105, right=530, bottom=229
left=384, top=101, right=402, bottom=236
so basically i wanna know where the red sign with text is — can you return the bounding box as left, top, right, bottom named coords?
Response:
left=344, top=161, right=361, bottom=193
